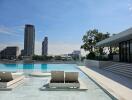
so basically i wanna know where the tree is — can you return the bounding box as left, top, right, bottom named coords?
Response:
left=81, top=29, right=110, bottom=55
left=81, top=29, right=98, bottom=52
left=95, top=32, right=110, bottom=55
left=54, top=56, right=62, bottom=60
left=32, top=55, right=53, bottom=61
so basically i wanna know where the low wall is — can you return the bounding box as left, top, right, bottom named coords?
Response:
left=113, top=55, right=119, bottom=62
left=84, top=59, right=100, bottom=68
left=84, top=59, right=116, bottom=68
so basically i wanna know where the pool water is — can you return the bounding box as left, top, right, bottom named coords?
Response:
left=0, top=64, right=79, bottom=72
left=0, top=64, right=85, bottom=76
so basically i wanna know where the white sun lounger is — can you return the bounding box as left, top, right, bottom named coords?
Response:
left=65, top=72, right=80, bottom=88
left=0, top=72, right=25, bottom=89
left=49, top=71, right=80, bottom=88
left=50, top=71, right=64, bottom=82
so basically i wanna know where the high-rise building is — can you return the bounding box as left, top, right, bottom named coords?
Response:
left=0, top=46, right=19, bottom=59
left=42, top=37, right=48, bottom=56
left=24, top=24, right=35, bottom=56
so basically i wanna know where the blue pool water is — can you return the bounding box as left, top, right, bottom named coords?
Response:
left=0, top=64, right=86, bottom=77
left=0, top=64, right=81, bottom=72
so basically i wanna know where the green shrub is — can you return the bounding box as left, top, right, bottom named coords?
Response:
left=86, top=52, right=110, bottom=61
left=54, top=56, right=62, bottom=60
left=32, top=55, right=53, bottom=61
left=86, top=52, right=96, bottom=60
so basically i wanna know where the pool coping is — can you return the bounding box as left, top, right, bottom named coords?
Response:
left=76, top=66, right=118, bottom=100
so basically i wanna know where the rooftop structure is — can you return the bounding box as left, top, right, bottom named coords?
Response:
left=96, top=27, right=132, bottom=47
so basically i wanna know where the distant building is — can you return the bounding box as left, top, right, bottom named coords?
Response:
left=21, top=49, right=24, bottom=56
left=68, top=50, right=81, bottom=60
left=72, top=50, right=81, bottom=56
left=24, top=24, right=35, bottom=56
left=60, top=54, right=72, bottom=61
left=42, top=37, right=48, bottom=56
left=0, top=46, right=19, bottom=59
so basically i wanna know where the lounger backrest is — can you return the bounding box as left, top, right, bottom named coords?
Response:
left=51, top=71, right=64, bottom=81
left=65, top=72, right=79, bottom=82
left=0, top=72, right=13, bottom=82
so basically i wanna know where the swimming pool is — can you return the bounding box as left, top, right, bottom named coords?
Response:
left=0, top=64, right=114, bottom=100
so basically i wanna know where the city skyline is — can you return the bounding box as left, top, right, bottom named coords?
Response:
left=0, top=0, right=132, bottom=55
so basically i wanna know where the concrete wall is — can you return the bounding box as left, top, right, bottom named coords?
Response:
left=84, top=59, right=117, bottom=68
left=113, top=55, right=119, bottom=62
left=84, top=59, right=100, bottom=68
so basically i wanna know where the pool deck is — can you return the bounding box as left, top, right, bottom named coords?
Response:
left=0, top=76, right=113, bottom=100
left=78, top=66, right=132, bottom=100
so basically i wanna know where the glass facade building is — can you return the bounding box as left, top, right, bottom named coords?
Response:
left=96, top=27, right=132, bottom=63
left=119, top=40, right=132, bottom=63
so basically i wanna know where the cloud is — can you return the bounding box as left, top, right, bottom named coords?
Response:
left=0, top=41, right=83, bottom=56
left=0, top=25, right=22, bottom=36
left=128, top=5, right=132, bottom=11
left=128, top=2, right=132, bottom=12
left=0, top=43, right=7, bottom=50
left=49, top=42, right=81, bottom=55
left=129, top=6, right=132, bottom=11
left=35, top=41, right=81, bottom=55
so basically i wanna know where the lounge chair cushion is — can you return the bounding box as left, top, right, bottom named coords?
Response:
left=0, top=72, right=13, bottom=82
left=0, top=74, right=25, bottom=88
left=51, top=71, right=64, bottom=83
left=49, top=71, right=80, bottom=88
left=65, top=72, right=79, bottom=83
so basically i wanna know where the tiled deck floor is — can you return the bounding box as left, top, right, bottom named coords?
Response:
left=0, top=75, right=113, bottom=100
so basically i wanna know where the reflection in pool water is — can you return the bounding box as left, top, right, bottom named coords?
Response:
left=41, top=64, right=47, bottom=72
left=0, top=64, right=86, bottom=76
left=0, top=64, right=78, bottom=72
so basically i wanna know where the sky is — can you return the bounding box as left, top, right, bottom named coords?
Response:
left=0, top=0, right=132, bottom=55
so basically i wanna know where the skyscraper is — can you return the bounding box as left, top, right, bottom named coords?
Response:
left=42, top=37, right=48, bottom=56
left=24, top=24, right=35, bottom=56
